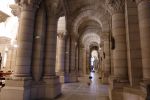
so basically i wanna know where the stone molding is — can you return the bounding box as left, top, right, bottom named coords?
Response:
left=45, top=0, right=64, bottom=18
left=106, top=0, right=125, bottom=14
left=15, top=0, right=41, bottom=11
left=79, top=44, right=84, bottom=48
left=0, top=11, right=9, bottom=22
left=9, top=4, right=21, bottom=17
left=136, top=0, right=149, bottom=5
left=101, top=33, right=109, bottom=41
left=57, top=32, right=66, bottom=40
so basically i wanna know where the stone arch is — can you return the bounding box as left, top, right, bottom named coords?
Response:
left=70, top=5, right=110, bottom=37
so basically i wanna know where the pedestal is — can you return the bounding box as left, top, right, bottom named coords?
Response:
left=30, top=81, right=46, bottom=100
left=64, top=73, right=78, bottom=83
left=108, top=76, right=128, bottom=100
left=44, top=76, right=61, bottom=99
left=1, top=79, right=32, bottom=100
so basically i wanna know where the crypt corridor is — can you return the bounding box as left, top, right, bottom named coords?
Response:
left=0, top=0, right=150, bottom=100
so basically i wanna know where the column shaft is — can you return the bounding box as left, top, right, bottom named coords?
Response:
left=112, top=13, right=128, bottom=80
left=56, top=34, right=65, bottom=75
left=32, top=7, right=46, bottom=81
left=70, top=38, right=76, bottom=73
left=14, top=7, right=36, bottom=78
left=44, top=16, right=57, bottom=77
left=78, top=47, right=84, bottom=76
left=137, top=0, right=150, bottom=80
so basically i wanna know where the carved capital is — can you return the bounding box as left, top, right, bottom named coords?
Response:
left=101, top=33, right=109, bottom=41
left=0, top=11, right=9, bottom=22
left=106, top=0, right=125, bottom=15
left=136, top=0, right=149, bottom=5
left=10, top=4, right=21, bottom=17
left=57, top=32, right=66, bottom=40
left=100, top=41, right=104, bottom=48
left=15, top=0, right=41, bottom=11
left=45, top=0, right=64, bottom=18
left=79, top=44, right=84, bottom=48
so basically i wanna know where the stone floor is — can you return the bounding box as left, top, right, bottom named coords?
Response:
left=56, top=72, right=109, bottom=100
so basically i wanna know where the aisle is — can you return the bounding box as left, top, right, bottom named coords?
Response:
left=56, top=73, right=109, bottom=100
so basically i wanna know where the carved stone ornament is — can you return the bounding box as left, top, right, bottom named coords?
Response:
left=9, top=4, right=21, bottom=17
left=105, top=0, right=125, bottom=14
left=57, top=32, right=66, bottom=40
left=15, top=0, right=41, bottom=11
left=45, top=0, right=62, bottom=17
left=136, top=0, right=149, bottom=4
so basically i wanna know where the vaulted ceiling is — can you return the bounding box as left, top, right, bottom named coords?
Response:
left=63, top=0, right=111, bottom=49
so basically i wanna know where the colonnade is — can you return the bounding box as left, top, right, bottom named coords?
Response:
left=1, top=0, right=150, bottom=100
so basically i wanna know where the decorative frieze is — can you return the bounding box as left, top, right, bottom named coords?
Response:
left=0, top=11, right=9, bottom=22
left=57, top=32, right=66, bottom=40
left=10, top=4, right=21, bottom=17
left=106, top=0, right=125, bottom=14
left=15, top=0, right=41, bottom=11
left=45, top=0, right=64, bottom=18
left=136, top=0, right=149, bottom=5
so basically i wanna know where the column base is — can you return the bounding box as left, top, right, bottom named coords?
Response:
left=30, top=81, right=46, bottom=100
left=140, top=80, right=150, bottom=100
left=102, top=77, right=109, bottom=84
left=56, top=72, right=65, bottom=83
left=1, top=79, right=32, bottom=100
left=59, top=75, right=65, bottom=83
left=64, top=73, right=78, bottom=83
left=123, top=86, right=146, bottom=100
left=43, top=75, right=61, bottom=99
left=108, top=76, right=129, bottom=100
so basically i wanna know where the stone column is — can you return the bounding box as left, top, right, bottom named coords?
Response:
left=101, top=35, right=111, bottom=84
left=43, top=1, right=61, bottom=98
left=106, top=0, right=128, bottom=100
left=75, top=46, right=79, bottom=76
left=1, top=1, right=39, bottom=100
left=30, top=5, right=46, bottom=100
left=14, top=4, right=37, bottom=79
left=56, top=33, right=65, bottom=82
left=78, top=45, right=84, bottom=76
left=107, top=0, right=128, bottom=81
left=64, top=35, right=70, bottom=74
left=125, top=0, right=142, bottom=86
left=136, top=0, right=150, bottom=82
left=83, top=48, right=87, bottom=75
left=65, top=36, right=78, bottom=82
left=100, top=42, right=105, bottom=80
left=86, top=50, right=90, bottom=74
left=32, top=5, right=46, bottom=82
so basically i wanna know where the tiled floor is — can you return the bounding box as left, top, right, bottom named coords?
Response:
left=56, top=72, right=109, bottom=100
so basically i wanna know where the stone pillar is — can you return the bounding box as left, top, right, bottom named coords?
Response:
left=106, top=0, right=128, bottom=100
left=100, top=42, right=105, bottom=81
left=64, top=35, right=70, bottom=74
left=107, top=0, right=128, bottom=81
left=136, top=0, right=150, bottom=82
left=75, top=46, right=79, bottom=76
left=30, top=6, right=46, bottom=100
left=78, top=45, right=84, bottom=76
left=83, top=48, right=87, bottom=75
left=43, top=1, right=61, bottom=98
left=32, top=5, right=46, bottom=82
left=1, top=1, right=39, bottom=100
left=86, top=50, right=90, bottom=74
left=70, top=37, right=77, bottom=73
left=125, top=0, right=142, bottom=86
left=64, top=36, right=78, bottom=82
left=101, top=35, right=111, bottom=84
left=56, top=33, right=65, bottom=82
left=14, top=4, right=37, bottom=79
